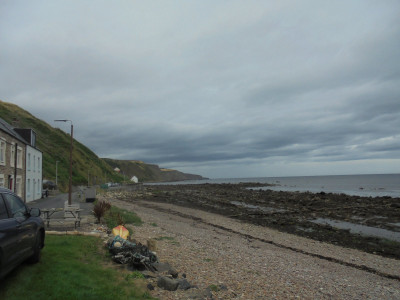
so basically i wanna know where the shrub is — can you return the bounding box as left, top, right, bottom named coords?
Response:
left=92, top=200, right=111, bottom=223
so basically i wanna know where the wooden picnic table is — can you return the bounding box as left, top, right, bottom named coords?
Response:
left=41, top=202, right=82, bottom=228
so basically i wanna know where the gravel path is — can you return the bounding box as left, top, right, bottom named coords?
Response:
left=107, top=197, right=400, bottom=299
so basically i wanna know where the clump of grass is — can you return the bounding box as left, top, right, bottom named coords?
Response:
left=209, top=284, right=220, bottom=292
left=126, top=271, right=145, bottom=280
left=150, top=222, right=158, bottom=227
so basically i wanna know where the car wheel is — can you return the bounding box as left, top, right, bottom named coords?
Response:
left=28, top=231, right=42, bottom=264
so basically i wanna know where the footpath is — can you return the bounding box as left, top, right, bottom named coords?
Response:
left=28, top=187, right=96, bottom=232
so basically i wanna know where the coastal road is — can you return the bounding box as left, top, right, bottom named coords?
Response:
left=28, top=187, right=95, bottom=230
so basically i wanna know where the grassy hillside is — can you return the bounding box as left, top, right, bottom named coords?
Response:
left=0, top=100, right=123, bottom=190
left=0, top=100, right=205, bottom=187
left=103, top=159, right=206, bottom=182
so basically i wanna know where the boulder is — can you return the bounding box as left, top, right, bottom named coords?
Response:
left=178, top=279, right=192, bottom=290
left=152, top=262, right=173, bottom=272
left=157, top=276, right=180, bottom=291
left=168, top=268, right=179, bottom=278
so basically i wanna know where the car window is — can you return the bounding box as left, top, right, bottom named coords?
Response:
left=0, top=195, right=9, bottom=219
left=3, top=193, right=27, bottom=218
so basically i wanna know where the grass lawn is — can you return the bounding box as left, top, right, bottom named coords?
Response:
left=0, top=235, right=155, bottom=300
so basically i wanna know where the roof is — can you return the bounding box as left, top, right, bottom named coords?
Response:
left=0, top=117, right=28, bottom=144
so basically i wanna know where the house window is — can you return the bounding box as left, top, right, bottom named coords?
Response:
left=27, top=179, right=31, bottom=197
left=10, top=143, right=15, bottom=167
left=9, top=145, right=22, bottom=168
left=33, top=155, right=36, bottom=172
left=38, top=157, right=40, bottom=173
left=28, top=153, right=31, bottom=171
left=0, top=174, right=4, bottom=187
left=17, top=147, right=23, bottom=169
left=0, top=139, right=6, bottom=165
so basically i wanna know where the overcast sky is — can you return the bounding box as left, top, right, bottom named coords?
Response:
left=1, top=1, right=399, bottom=178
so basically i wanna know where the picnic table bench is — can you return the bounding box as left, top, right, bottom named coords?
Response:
left=42, top=202, right=82, bottom=229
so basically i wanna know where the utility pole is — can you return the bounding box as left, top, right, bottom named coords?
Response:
left=54, top=120, right=73, bottom=205
left=56, top=160, right=59, bottom=187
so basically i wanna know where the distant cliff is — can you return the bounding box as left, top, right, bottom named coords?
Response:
left=103, top=159, right=207, bottom=182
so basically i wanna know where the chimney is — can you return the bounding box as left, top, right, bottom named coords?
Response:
left=12, top=117, right=20, bottom=127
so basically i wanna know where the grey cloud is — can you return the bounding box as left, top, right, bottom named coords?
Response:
left=1, top=1, right=400, bottom=178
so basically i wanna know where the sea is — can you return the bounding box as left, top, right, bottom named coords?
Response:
left=146, top=173, right=400, bottom=198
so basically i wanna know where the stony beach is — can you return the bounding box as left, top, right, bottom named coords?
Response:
left=98, top=185, right=400, bottom=299
left=138, top=183, right=400, bottom=258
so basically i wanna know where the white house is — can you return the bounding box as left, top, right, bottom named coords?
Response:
left=15, top=128, right=43, bottom=202
left=130, top=176, right=138, bottom=183
left=25, top=144, right=42, bottom=202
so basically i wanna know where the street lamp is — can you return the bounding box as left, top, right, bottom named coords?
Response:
left=54, top=120, right=73, bottom=205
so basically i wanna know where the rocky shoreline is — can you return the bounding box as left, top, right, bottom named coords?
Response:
left=134, top=183, right=400, bottom=259
left=107, top=192, right=400, bottom=299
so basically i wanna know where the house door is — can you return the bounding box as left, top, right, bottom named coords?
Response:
left=8, top=175, right=13, bottom=191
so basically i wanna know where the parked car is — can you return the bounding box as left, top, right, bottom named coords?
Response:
left=0, top=188, right=45, bottom=279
